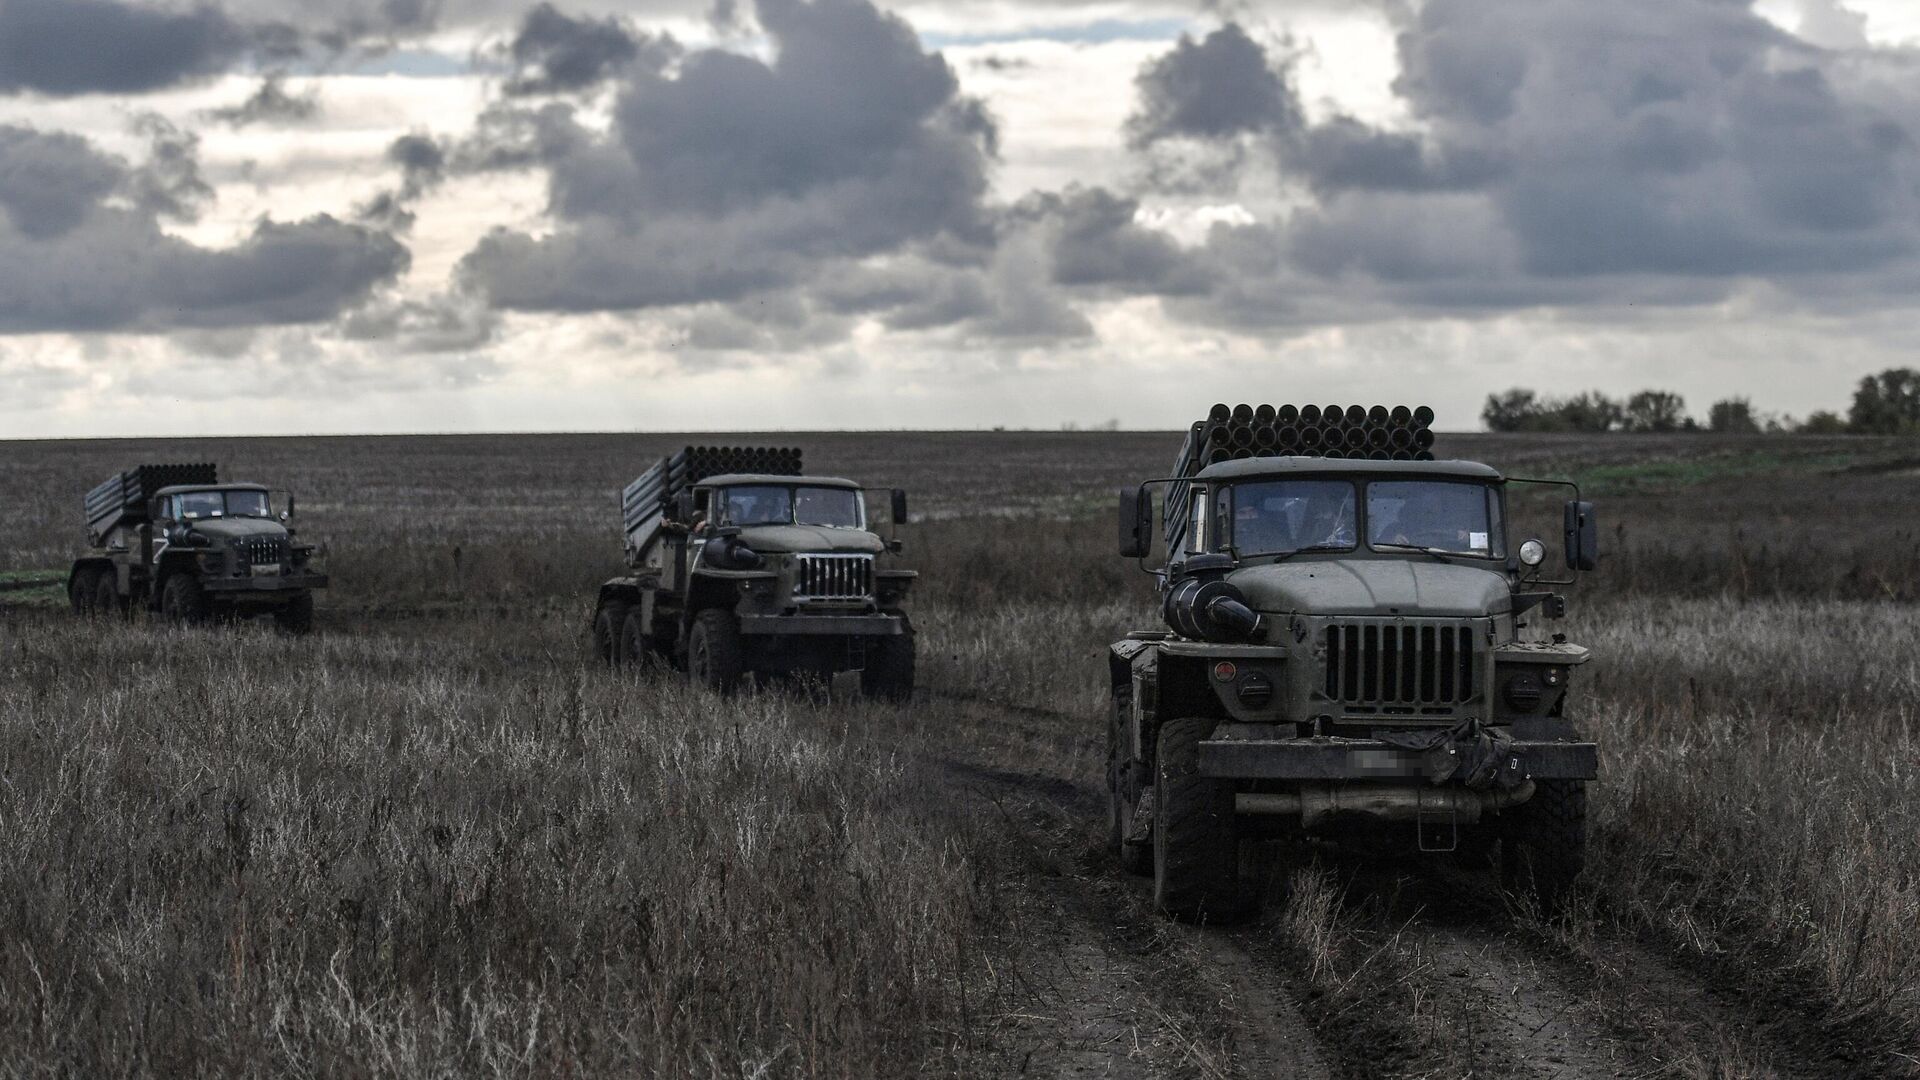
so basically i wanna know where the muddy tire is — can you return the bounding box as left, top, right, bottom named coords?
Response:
left=1502, top=779, right=1586, bottom=911
left=618, top=607, right=658, bottom=671
left=93, top=571, right=121, bottom=618
left=274, top=593, right=314, bottom=635
left=593, top=599, right=631, bottom=666
left=860, top=634, right=915, bottom=701
left=687, top=609, right=745, bottom=691
left=1107, top=685, right=1151, bottom=876
left=160, top=574, right=209, bottom=626
left=70, top=568, right=102, bottom=617
left=1153, top=717, right=1245, bottom=922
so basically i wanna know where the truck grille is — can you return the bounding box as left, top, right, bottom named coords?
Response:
left=1323, top=621, right=1480, bottom=713
left=794, top=554, right=872, bottom=602
left=243, top=537, right=287, bottom=566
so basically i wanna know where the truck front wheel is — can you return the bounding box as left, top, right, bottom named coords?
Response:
left=619, top=607, right=659, bottom=671
left=275, top=593, right=314, bottom=635
left=1501, top=779, right=1586, bottom=912
left=860, top=634, right=915, bottom=701
left=70, top=568, right=103, bottom=617
left=160, top=575, right=209, bottom=626
left=94, top=571, right=121, bottom=618
left=1153, top=717, right=1245, bottom=922
left=593, top=600, right=631, bottom=665
left=688, top=609, right=745, bottom=691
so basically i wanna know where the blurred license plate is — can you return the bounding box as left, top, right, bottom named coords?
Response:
left=251, top=563, right=282, bottom=577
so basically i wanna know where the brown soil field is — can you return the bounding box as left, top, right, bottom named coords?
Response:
left=1, top=430, right=1916, bottom=1078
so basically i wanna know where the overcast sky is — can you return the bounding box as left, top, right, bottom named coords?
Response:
left=2, top=0, right=1919, bottom=436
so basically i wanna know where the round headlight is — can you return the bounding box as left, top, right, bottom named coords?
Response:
left=1519, top=539, right=1546, bottom=567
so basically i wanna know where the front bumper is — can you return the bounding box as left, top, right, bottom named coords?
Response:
left=1199, top=736, right=1597, bottom=782
left=202, top=573, right=329, bottom=594
left=737, top=613, right=907, bottom=637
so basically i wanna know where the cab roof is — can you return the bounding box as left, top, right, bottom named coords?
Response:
left=1193, top=456, right=1503, bottom=482
left=696, top=473, right=862, bottom=489
left=154, top=483, right=269, bottom=496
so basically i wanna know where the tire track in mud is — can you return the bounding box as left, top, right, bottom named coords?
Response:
left=902, top=693, right=1895, bottom=1079
left=923, top=696, right=1332, bottom=1079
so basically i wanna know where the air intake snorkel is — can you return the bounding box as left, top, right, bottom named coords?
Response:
left=1163, top=554, right=1261, bottom=642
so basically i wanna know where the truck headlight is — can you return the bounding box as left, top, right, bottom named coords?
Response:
left=1519, top=539, right=1546, bottom=566
left=1504, top=671, right=1544, bottom=711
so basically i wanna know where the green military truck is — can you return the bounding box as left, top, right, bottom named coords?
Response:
left=1108, top=404, right=1598, bottom=920
left=68, top=463, right=327, bottom=632
left=592, top=446, right=916, bottom=696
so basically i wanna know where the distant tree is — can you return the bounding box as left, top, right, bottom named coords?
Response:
left=1557, top=391, right=1624, bottom=433
left=1707, top=397, right=1762, bottom=434
left=1483, top=388, right=1545, bottom=432
left=1799, top=410, right=1850, bottom=434
left=1848, top=368, right=1920, bottom=435
left=1623, top=390, right=1688, bottom=432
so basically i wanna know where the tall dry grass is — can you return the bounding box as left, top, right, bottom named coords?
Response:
left=0, top=614, right=986, bottom=1077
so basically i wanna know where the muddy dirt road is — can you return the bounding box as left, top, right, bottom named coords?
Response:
left=922, top=695, right=1908, bottom=1080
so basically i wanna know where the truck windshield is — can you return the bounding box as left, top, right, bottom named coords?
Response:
left=1367, top=481, right=1504, bottom=557
left=720, top=486, right=864, bottom=528
left=178, top=490, right=272, bottom=520
left=1224, top=480, right=1357, bottom=556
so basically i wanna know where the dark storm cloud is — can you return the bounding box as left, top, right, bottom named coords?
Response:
left=1127, top=23, right=1296, bottom=148
left=502, top=3, right=674, bottom=96
left=0, top=125, right=406, bottom=332
left=459, top=0, right=997, bottom=315
left=0, top=0, right=254, bottom=96
left=1128, top=0, right=1920, bottom=327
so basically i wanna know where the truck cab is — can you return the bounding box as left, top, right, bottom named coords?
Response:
left=1110, top=446, right=1598, bottom=921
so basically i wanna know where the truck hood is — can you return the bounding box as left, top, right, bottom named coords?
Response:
left=185, top=518, right=288, bottom=543
left=1229, top=559, right=1510, bottom=618
left=736, top=525, right=884, bottom=555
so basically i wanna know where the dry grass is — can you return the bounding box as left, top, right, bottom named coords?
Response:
left=0, top=614, right=988, bottom=1077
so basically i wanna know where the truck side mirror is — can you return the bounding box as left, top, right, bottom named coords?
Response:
left=1118, top=486, right=1153, bottom=559
left=1563, top=500, right=1597, bottom=571
left=672, top=491, right=694, bottom=523
left=890, top=489, right=908, bottom=525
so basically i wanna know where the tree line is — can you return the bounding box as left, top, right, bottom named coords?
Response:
left=1482, top=368, right=1920, bottom=435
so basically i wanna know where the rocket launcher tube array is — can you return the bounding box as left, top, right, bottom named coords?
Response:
left=1163, top=404, right=1437, bottom=548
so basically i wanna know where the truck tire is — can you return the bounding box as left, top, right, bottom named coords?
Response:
left=687, top=609, right=745, bottom=691
left=160, top=574, right=209, bottom=626
left=860, top=634, right=915, bottom=701
left=619, top=607, right=658, bottom=670
left=1153, top=717, right=1245, bottom=922
left=70, top=567, right=102, bottom=617
left=93, top=572, right=122, bottom=620
left=1501, top=779, right=1586, bottom=912
left=1107, top=685, right=1151, bottom=876
left=593, top=600, right=631, bottom=666
left=275, top=593, right=314, bottom=634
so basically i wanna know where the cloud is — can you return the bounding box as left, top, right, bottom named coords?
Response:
left=1121, top=1, right=1920, bottom=328
left=0, top=0, right=255, bottom=96
left=0, top=125, right=406, bottom=333
left=501, top=3, right=674, bottom=96
left=208, top=74, right=322, bottom=127
left=458, top=0, right=998, bottom=314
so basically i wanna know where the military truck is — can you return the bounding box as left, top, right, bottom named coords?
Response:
left=1108, top=404, right=1599, bottom=921
left=68, top=463, right=327, bottom=632
left=591, top=445, right=916, bottom=696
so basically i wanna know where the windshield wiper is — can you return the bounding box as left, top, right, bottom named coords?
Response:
left=1251, top=543, right=1345, bottom=564
left=1371, top=543, right=1463, bottom=562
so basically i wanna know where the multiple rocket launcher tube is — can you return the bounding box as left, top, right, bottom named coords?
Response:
left=1165, top=403, right=1438, bottom=551
left=1196, top=402, right=1436, bottom=464
left=621, top=445, right=804, bottom=562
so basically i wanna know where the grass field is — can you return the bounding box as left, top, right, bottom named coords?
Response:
left=1, top=430, right=1916, bottom=1078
